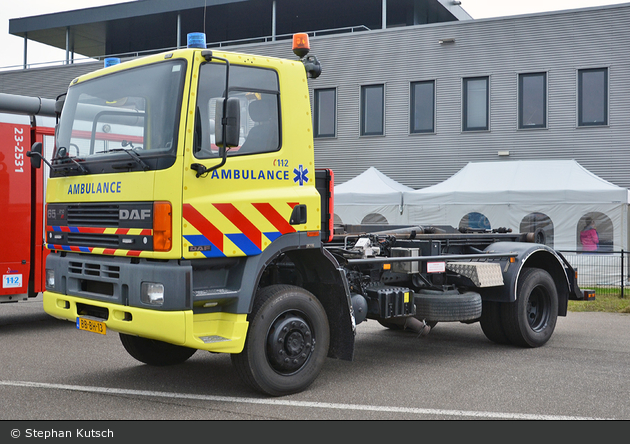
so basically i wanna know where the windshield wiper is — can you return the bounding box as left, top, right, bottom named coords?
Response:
left=97, top=146, right=150, bottom=171
left=52, top=147, right=89, bottom=175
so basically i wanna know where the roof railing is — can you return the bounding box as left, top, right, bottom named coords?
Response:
left=206, top=25, right=371, bottom=48
left=0, top=25, right=371, bottom=72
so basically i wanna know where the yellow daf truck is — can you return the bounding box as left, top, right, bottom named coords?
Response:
left=30, top=34, right=583, bottom=396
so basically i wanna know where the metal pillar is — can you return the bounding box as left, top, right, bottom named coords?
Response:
left=382, top=0, right=387, bottom=29
left=65, top=27, right=70, bottom=65
left=622, top=249, right=625, bottom=297
left=272, top=1, right=277, bottom=41
left=177, top=13, right=181, bottom=48
left=23, top=33, right=27, bottom=69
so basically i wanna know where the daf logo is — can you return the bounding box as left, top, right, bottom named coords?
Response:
left=120, top=209, right=151, bottom=220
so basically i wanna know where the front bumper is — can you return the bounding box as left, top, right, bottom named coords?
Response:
left=44, top=291, right=248, bottom=353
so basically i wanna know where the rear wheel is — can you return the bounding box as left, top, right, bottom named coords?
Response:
left=479, top=300, right=511, bottom=345
left=119, top=334, right=197, bottom=366
left=501, top=268, right=558, bottom=347
left=231, top=285, right=330, bottom=396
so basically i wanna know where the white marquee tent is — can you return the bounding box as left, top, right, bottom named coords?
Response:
left=333, top=167, right=413, bottom=225
left=402, top=160, right=630, bottom=252
left=334, top=161, right=630, bottom=252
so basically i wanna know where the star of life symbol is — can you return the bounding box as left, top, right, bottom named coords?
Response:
left=293, top=164, right=309, bottom=186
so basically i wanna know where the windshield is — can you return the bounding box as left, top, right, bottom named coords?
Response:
left=53, top=59, right=187, bottom=176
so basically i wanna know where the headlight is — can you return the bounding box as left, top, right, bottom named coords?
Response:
left=141, top=282, right=164, bottom=306
left=46, top=269, right=55, bottom=288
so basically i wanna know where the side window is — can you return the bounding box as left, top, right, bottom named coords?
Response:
left=360, top=84, right=384, bottom=136
left=237, top=93, right=279, bottom=155
left=195, top=63, right=280, bottom=158
left=314, top=88, right=336, bottom=138
left=578, top=68, right=608, bottom=126
left=410, top=80, right=435, bottom=134
left=519, top=72, right=547, bottom=129
left=463, top=76, right=489, bottom=131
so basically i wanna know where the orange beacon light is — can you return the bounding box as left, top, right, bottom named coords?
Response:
left=293, top=33, right=310, bottom=58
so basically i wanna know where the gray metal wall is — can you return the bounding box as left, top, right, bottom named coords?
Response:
left=239, top=4, right=630, bottom=190
left=0, top=62, right=101, bottom=101
left=2, top=4, right=629, bottom=190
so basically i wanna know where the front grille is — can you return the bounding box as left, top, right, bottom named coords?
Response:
left=69, top=261, right=121, bottom=279
left=67, top=204, right=119, bottom=227
left=67, top=233, right=120, bottom=248
left=47, top=202, right=155, bottom=251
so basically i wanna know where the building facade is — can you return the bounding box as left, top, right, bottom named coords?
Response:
left=241, top=4, right=630, bottom=190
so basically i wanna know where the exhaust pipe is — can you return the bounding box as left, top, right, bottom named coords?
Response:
left=389, top=317, right=432, bottom=337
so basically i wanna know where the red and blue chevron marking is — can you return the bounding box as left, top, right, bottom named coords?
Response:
left=183, top=202, right=297, bottom=258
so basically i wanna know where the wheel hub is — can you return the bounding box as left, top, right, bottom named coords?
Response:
left=527, top=288, right=549, bottom=332
left=266, top=313, right=314, bottom=374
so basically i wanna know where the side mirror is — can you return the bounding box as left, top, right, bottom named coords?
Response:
left=26, top=142, right=43, bottom=169
left=215, top=97, right=240, bottom=150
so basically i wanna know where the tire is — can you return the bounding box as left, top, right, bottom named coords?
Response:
left=119, top=334, right=197, bottom=366
left=479, top=300, right=511, bottom=345
left=533, top=228, right=546, bottom=245
left=231, top=285, right=330, bottom=396
left=414, top=291, right=482, bottom=322
left=500, top=268, right=558, bottom=348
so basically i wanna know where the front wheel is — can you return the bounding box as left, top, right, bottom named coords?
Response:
left=119, top=334, right=197, bottom=366
left=500, top=268, right=559, bottom=347
left=231, top=285, right=330, bottom=396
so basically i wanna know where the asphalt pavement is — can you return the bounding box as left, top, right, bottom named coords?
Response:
left=1, top=294, right=629, bottom=424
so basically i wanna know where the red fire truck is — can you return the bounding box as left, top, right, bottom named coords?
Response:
left=0, top=94, right=56, bottom=303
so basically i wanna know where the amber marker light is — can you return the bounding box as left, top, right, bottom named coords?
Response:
left=383, top=264, right=391, bottom=270
left=153, top=201, right=172, bottom=252
left=292, top=33, right=310, bottom=58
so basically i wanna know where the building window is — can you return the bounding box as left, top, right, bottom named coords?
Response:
left=578, top=68, right=608, bottom=126
left=410, top=80, right=435, bottom=133
left=314, top=88, right=336, bottom=138
left=361, top=84, right=384, bottom=136
left=463, top=76, right=489, bottom=131
left=519, top=72, right=547, bottom=129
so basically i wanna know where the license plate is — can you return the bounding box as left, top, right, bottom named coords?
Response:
left=76, top=317, right=107, bottom=335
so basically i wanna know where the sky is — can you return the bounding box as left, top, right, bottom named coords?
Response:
left=1, top=0, right=629, bottom=69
